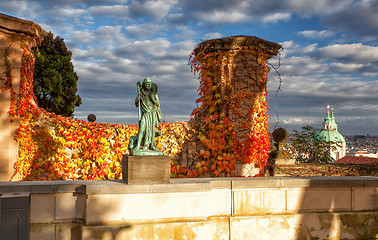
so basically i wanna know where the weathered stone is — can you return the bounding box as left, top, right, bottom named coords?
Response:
left=0, top=177, right=376, bottom=239
left=122, top=155, right=171, bottom=184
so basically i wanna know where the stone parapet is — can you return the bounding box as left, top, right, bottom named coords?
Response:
left=0, top=177, right=377, bottom=239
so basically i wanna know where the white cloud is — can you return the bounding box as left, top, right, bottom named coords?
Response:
left=330, top=62, right=364, bottom=72
left=298, top=30, right=334, bottom=39
left=125, top=24, right=164, bottom=38
left=282, top=118, right=315, bottom=125
left=129, top=0, right=175, bottom=20
left=201, top=32, right=223, bottom=41
left=88, top=4, right=129, bottom=16
left=313, top=43, right=378, bottom=63
left=262, top=12, right=291, bottom=24
left=199, top=10, right=249, bottom=23
left=115, top=38, right=171, bottom=58
left=58, top=8, right=87, bottom=17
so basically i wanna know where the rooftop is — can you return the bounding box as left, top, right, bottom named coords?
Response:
left=334, top=156, right=377, bottom=164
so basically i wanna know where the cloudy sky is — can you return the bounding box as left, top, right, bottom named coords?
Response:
left=1, top=0, right=377, bottom=135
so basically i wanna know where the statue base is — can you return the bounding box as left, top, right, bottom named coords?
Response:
left=130, top=148, right=163, bottom=156
left=122, top=155, right=171, bottom=184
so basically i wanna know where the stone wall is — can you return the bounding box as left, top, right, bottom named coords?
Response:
left=273, top=163, right=378, bottom=177
left=0, top=13, right=42, bottom=181
left=1, top=177, right=377, bottom=239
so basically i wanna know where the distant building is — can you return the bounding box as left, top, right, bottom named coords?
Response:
left=334, top=156, right=377, bottom=164
left=316, top=106, right=346, bottom=161
left=354, top=151, right=377, bottom=158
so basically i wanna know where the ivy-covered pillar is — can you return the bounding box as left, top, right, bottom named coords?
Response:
left=189, top=36, right=281, bottom=176
left=0, top=13, right=41, bottom=181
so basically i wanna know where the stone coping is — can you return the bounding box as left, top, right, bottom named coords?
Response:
left=0, top=176, right=377, bottom=195
left=0, top=13, right=42, bottom=38
left=194, top=35, right=282, bottom=56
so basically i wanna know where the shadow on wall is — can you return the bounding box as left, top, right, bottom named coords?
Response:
left=76, top=225, right=132, bottom=240
left=293, top=179, right=378, bottom=239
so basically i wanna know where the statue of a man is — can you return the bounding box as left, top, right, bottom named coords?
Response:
left=133, top=78, right=162, bottom=153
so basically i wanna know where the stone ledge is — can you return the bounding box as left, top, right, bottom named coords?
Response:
left=0, top=13, right=42, bottom=38
left=1, top=176, right=377, bottom=195
left=231, top=176, right=378, bottom=189
left=194, top=35, right=282, bottom=56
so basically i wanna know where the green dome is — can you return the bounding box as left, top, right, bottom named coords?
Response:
left=317, top=129, right=346, bottom=143
left=317, top=107, right=345, bottom=143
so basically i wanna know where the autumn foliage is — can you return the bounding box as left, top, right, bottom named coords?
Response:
left=2, top=36, right=275, bottom=180
left=2, top=37, right=190, bottom=180
left=172, top=37, right=275, bottom=178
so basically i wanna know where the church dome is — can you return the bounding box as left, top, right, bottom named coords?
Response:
left=316, top=106, right=345, bottom=143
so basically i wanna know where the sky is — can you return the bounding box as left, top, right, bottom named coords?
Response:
left=1, top=0, right=377, bottom=136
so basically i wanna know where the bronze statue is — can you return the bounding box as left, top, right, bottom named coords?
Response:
left=130, top=78, right=163, bottom=155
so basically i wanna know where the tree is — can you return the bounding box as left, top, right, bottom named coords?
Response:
left=33, top=32, right=81, bottom=117
left=291, top=125, right=337, bottom=163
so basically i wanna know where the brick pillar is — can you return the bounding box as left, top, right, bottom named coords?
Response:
left=0, top=14, right=41, bottom=181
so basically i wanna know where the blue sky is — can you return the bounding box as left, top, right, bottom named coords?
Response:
left=1, top=0, right=377, bottom=135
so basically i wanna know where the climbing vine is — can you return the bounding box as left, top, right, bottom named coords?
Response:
left=187, top=38, right=272, bottom=177
left=1, top=46, right=17, bottom=121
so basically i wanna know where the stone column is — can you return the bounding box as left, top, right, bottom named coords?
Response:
left=0, top=13, right=42, bottom=181
left=194, top=36, right=281, bottom=138
left=189, top=36, right=281, bottom=176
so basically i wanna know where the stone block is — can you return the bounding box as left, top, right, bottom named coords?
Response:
left=30, top=223, right=82, bottom=240
left=82, top=217, right=229, bottom=240
left=230, top=215, right=300, bottom=240
left=55, top=193, right=86, bottom=221
left=286, top=187, right=352, bottom=212
left=86, top=191, right=210, bottom=224
left=30, top=224, right=55, bottom=240
left=0, top=134, right=9, bottom=147
left=0, top=158, right=9, bottom=173
left=122, top=155, right=171, bottom=184
left=352, top=187, right=377, bottom=211
left=209, top=189, right=232, bottom=216
left=233, top=188, right=286, bottom=215
left=0, top=82, right=10, bottom=103
left=232, top=178, right=281, bottom=189
left=234, top=162, right=259, bottom=177
left=30, top=194, right=55, bottom=223
left=0, top=100, right=10, bottom=116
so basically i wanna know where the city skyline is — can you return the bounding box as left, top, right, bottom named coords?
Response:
left=1, top=0, right=377, bottom=135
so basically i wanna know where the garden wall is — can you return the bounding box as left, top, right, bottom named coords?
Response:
left=1, top=176, right=377, bottom=239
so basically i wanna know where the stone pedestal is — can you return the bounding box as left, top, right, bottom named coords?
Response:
left=235, top=162, right=260, bottom=177
left=122, top=155, right=171, bottom=184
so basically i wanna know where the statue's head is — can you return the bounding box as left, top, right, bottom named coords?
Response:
left=143, top=78, right=152, bottom=90
left=143, top=78, right=152, bottom=83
